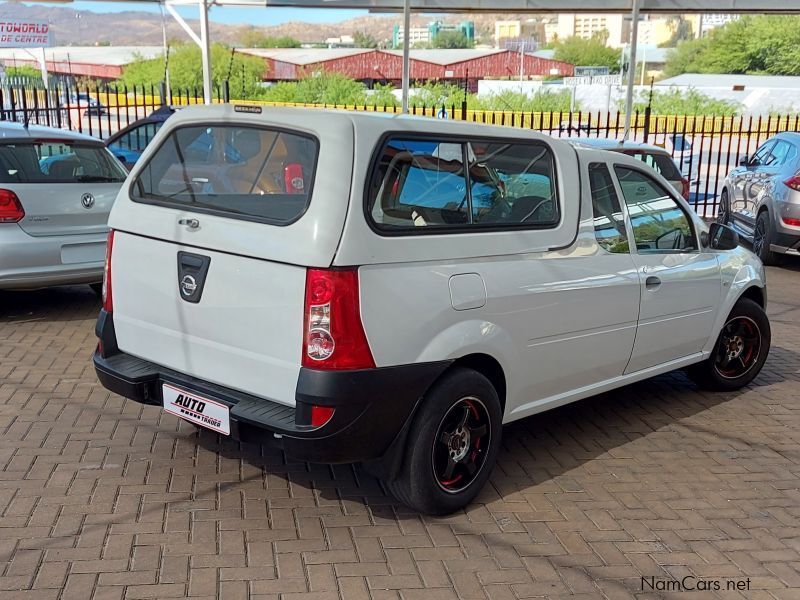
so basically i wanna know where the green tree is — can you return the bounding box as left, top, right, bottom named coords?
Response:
left=431, top=30, right=474, bottom=49
left=665, top=15, right=800, bottom=76
left=239, top=29, right=301, bottom=48
left=4, top=65, right=41, bottom=80
left=661, top=16, right=694, bottom=48
left=121, top=43, right=267, bottom=99
left=552, top=36, right=620, bottom=73
left=352, top=30, right=378, bottom=48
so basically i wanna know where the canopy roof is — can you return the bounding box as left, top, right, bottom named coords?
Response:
left=47, top=0, right=800, bottom=12
left=251, top=0, right=800, bottom=11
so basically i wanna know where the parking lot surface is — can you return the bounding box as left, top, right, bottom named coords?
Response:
left=1, top=264, right=800, bottom=600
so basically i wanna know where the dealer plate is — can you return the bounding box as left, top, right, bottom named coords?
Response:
left=162, top=383, right=230, bottom=435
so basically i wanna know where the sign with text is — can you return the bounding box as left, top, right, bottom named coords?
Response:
left=0, top=20, right=52, bottom=48
left=574, top=66, right=610, bottom=77
left=564, top=75, right=622, bottom=87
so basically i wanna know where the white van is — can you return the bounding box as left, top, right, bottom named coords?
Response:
left=94, top=105, right=770, bottom=514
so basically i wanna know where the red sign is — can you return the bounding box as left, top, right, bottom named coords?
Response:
left=0, top=20, right=52, bottom=48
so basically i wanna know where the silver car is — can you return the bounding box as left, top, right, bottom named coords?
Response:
left=0, top=122, right=127, bottom=291
left=720, top=132, right=800, bottom=264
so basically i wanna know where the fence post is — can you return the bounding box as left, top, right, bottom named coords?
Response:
left=643, top=105, right=652, bottom=143
left=223, top=80, right=230, bottom=104
left=461, top=100, right=467, bottom=121
left=160, top=82, right=168, bottom=107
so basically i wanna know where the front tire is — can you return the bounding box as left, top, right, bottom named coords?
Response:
left=717, top=190, right=730, bottom=225
left=385, top=367, right=502, bottom=515
left=687, top=297, right=770, bottom=391
left=753, top=210, right=777, bottom=265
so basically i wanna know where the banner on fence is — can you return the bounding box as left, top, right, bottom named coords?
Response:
left=0, top=20, right=52, bottom=48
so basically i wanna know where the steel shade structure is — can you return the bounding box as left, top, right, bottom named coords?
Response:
left=23, top=0, right=800, bottom=123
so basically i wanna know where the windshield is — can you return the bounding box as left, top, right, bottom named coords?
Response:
left=0, top=141, right=128, bottom=184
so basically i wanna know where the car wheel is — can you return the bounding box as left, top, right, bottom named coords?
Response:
left=687, top=298, right=770, bottom=391
left=753, top=210, right=778, bottom=265
left=385, top=367, right=502, bottom=515
left=717, top=190, right=730, bottom=224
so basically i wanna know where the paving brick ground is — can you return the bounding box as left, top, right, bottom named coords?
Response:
left=1, top=264, right=800, bottom=600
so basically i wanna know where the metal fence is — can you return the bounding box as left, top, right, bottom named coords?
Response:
left=3, top=80, right=799, bottom=217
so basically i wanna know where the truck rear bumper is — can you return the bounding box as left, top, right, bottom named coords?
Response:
left=94, top=311, right=450, bottom=465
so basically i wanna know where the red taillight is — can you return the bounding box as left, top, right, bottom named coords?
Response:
left=681, top=177, right=691, bottom=201
left=310, top=405, right=335, bottom=428
left=102, top=230, right=115, bottom=312
left=784, top=175, right=800, bottom=191
left=284, top=163, right=305, bottom=195
left=782, top=216, right=800, bottom=227
left=302, top=268, right=376, bottom=370
left=0, top=189, right=24, bottom=223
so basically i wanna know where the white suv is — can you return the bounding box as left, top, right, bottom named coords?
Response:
left=94, top=105, right=770, bottom=514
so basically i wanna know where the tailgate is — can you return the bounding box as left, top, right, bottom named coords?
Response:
left=112, top=232, right=306, bottom=406
left=107, top=111, right=354, bottom=407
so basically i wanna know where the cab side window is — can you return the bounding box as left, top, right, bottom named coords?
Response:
left=614, top=166, right=697, bottom=253
left=367, top=136, right=559, bottom=232
left=589, top=163, right=628, bottom=253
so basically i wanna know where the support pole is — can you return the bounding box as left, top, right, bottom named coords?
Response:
left=401, top=0, right=411, bottom=114
left=198, top=0, right=212, bottom=105
left=38, top=48, right=49, bottom=90
left=622, top=0, right=640, bottom=141
left=160, top=4, right=171, bottom=103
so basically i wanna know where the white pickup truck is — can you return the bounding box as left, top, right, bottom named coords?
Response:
left=94, top=105, right=769, bottom=514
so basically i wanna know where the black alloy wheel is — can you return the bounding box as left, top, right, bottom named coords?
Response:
left=714, top=316, right=762, bottom=380
left=433, top=397, right=491, bottom=493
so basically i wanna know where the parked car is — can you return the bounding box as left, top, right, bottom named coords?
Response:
left=719, top=132, right=800, bottom=264
left=93, top=106, right=770, bottom=514
left=0, top=122, right=128, bottom=291
left=105, top=105, right=175, bottom=170
left=58, top=92, right=107, bottom=116
left=569, top=138, right=691, bottom=200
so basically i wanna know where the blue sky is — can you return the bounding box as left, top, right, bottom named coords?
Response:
left=61, top=2, right=370, bottom=25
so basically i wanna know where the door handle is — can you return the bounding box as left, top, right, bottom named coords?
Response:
left=645, top=276, right=661, bottom=290
left=178, top=218, right=200, bottom=229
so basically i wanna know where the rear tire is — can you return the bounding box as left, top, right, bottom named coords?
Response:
left=753, top=210, right=778, bottom=266
left=385, top=367, right=502, bottom=515
left=687, top=298, right=770, bottom=391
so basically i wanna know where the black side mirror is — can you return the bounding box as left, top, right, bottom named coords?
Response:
left=707, top=222, right=739, bottom=250
left=739, top=155, right=749, bottom=167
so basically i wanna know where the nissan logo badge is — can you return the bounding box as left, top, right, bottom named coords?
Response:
left=180, top=275, right=198, bottom=296
left=81, top=193, right=95, bottom=209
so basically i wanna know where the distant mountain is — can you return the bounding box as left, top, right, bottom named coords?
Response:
left=0, top=2, right=525, bottom=47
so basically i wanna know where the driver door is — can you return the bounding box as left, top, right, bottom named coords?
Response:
left=613, top=165, right=721, bottom=373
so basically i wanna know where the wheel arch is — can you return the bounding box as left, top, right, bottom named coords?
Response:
left=447, top=353, right=507, bottom=414
left=739, top=285, right=766, bottom=309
